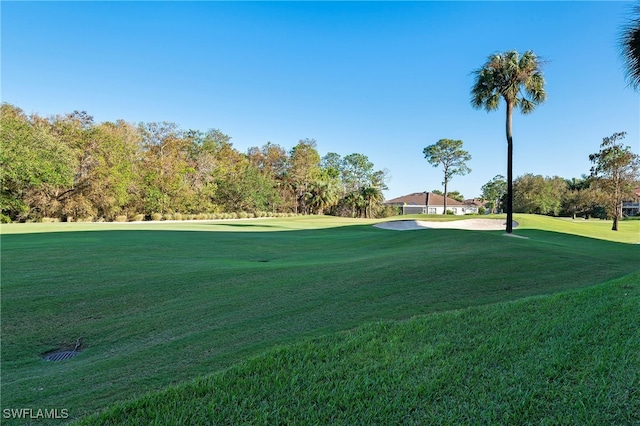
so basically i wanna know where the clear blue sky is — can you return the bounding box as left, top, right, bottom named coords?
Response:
left=2, top=1, right=638, bottom=200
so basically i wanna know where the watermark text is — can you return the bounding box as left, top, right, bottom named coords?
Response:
left=3, top=408, right=69, bottom=420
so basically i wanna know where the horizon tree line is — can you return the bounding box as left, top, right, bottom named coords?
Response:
left=0, top=103, right=390, bottom=223
left=478, top=131, right=640, bottom=226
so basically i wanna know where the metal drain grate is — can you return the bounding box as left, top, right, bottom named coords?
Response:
left=43, top=337, right=82, bottom=362
left=44, top=351, right=80, bottom=362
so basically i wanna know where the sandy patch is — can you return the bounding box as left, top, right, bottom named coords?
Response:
left=374, top=219, right=518, bottom=231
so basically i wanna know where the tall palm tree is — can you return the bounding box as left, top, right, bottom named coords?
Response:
left=621, top=3, right=640, bottom=90
left=471, top=50, right=547, bottom=233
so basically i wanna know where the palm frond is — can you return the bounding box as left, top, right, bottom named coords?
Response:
left=525, top=73, right=547, bottom=103
left=519, top=98, right=536, bottom=114
left=470, top=49, right=546, bottom=112
left=470, top=67, right=497, bottom=109
left=486, top=93, right=501, bottom=110
left=620, top=3, right=640, bottom=90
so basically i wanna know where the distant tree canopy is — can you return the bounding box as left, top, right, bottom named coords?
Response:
left=513, top=174, right=567, bottom=216
left=432, top=189, right=464, bottom=202
left=0, top=103, right=390, bottom=222
left=481, top=175, right=507, bottom=214
left=510, top=168, right=638, bottom=223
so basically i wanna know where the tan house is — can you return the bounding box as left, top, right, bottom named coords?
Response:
left=384, top=192, right=479, bottom=215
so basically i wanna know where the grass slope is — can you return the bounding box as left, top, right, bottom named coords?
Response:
left=514, top=214, right=640, bottom=244
left=77, top=272, right=640, bottom=425
left=1, top=215, right=638, bottom=423
left=397, top=213, right=640, bottom=244
left=0, top=215, right=377, bottom=235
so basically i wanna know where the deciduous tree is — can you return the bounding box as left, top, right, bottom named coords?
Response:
left=84, top=120, right=140, bottom=220
left=288, top=139, right=321, bottom=213
left=248, top=142, right=288, bottom=179
left=0, top=104, right=76, bottom=221
left=481, top=175, right=507, bottom=214
left=138, top=122, right=193, bottom=214
left=589, top=132, right=640, bottom=230
left=513, top=174, right=567, bottom=216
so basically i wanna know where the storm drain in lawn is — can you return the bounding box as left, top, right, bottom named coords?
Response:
left=43, top=338, right=82, bottom=362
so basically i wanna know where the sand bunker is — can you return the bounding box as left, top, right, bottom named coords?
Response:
left=374, top=219, right=518, bottom=231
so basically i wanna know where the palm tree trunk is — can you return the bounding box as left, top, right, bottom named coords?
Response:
left=505, top=102, right=514, bottom=234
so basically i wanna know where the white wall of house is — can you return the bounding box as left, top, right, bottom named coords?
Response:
left=403, top=205, right=478, bottom=215
left=437, top=206, right=477, bottom=215
left=462, top=206, right=479, bottom=214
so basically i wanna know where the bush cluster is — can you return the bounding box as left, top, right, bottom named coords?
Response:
left=28, top=211, right=303, bottom=223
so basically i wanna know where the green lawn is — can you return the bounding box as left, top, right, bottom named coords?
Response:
left=78, top=272, right=640, bottom=425
left=1, top=215, right=638, bottom=424
left=398, top=213, right=640, bottom=244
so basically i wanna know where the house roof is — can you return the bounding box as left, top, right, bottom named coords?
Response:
left=464, top=198, right=486, bottom=207
left=384, top=191, right=466, bottom=207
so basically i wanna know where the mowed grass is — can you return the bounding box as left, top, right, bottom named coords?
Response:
left=1, top=215, right=638, bottom=423
left=399, top=213, right=640, bottom=244
left=78, top=272, right=640, bottom=425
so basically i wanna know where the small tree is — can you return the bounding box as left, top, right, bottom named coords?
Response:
left=481, top=175, right=507, bottom=213
left=589, top=132, right=640, bottom=230
left=423, top=139, right=471, bottom=214
left=563, top=176, right=595, bottom=219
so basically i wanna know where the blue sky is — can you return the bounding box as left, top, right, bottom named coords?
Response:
left=2, top=1, right=638, bottom=200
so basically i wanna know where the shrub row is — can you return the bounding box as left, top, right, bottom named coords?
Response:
left=37, top=211, right=301, bottom=223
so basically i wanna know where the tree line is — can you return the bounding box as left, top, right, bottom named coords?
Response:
left=481, top=173, right=608, bottom=219
left=0, top=103, right=391, bottom=223
left=422, top=132, right=639, bottom=229
left=480, top=131, right=640, bottom=229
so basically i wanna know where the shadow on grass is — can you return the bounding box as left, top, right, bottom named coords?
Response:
left=207, top=222, right=285, bottom=228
